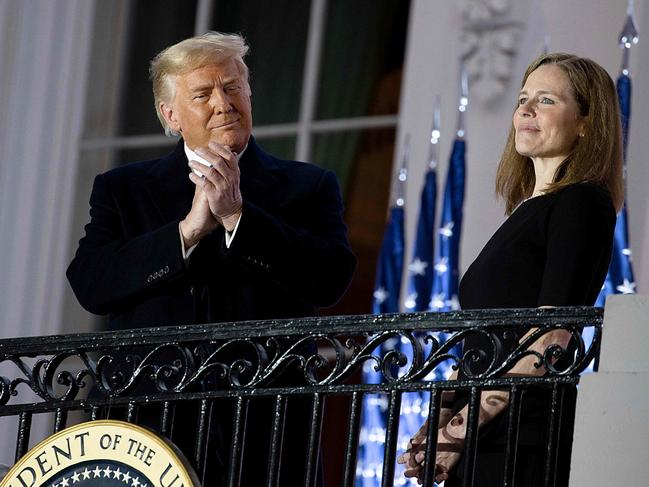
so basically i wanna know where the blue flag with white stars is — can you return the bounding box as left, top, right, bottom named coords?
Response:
left=357, top=205, right=406, bottom=485
left=430, top=139, right=466, bottom=311
left=404, top=169, right=437, bottom=312
left=596, top=73, right=636, bottom=305
left=372, top=206, right=405, bottom=314
left=398, top=164, right=455, bottom=485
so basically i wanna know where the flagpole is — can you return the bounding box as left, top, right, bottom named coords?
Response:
left=543, top=35, right=551, bottom=54
left=394, top=135, right=409, bottom=208
left=372, top=136, right=409, bottom=314
left=430, top=63, right=468, bottom=312
left=362, top=138, right=411, bottom=486
left=620, top=0, right=639, bottom=73
left=405, top=100, right=440, bottom=313
left=456, top=65, right=469, bottom=140
left=428, top=95, right=441, bottom=170
left=618, top=0, right=639, bottom=158
left=595, top=2, right=638, bottom=309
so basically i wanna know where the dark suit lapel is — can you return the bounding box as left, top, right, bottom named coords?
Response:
left=239, top=136, right=281, bottom=208
left=143, top=140, right=195, bottom=223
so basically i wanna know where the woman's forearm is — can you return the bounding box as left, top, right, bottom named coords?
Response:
left=443, top=328, right=571, bottom=441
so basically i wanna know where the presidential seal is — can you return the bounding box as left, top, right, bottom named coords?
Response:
left=1, top=420, right=199, bottom=487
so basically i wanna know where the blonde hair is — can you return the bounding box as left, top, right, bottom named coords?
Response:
left=495, top=53, right=623, bottom=213
left=150, top=32, right=250, bottom=136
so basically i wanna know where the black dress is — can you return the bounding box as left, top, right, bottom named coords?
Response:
left=446, top=183, right=616, bottom=487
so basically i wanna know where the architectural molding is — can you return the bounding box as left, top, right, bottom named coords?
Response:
left=459, top=0, right=524, bottom=104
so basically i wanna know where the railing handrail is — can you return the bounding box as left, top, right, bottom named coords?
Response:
left=0, top=306, right=602, bottom=354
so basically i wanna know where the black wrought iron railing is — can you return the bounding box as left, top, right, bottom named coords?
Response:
left=0, top=307, right=602, bottom=487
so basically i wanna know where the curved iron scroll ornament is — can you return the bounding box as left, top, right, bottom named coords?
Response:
left=0, top=351, right=97, bottom=405
left=0, top=312, right=602, bottom=407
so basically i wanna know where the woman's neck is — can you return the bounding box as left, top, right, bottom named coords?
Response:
left=531, top=156, right=565, bottom=197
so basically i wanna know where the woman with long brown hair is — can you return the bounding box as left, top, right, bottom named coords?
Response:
left=398, top=52, right=623, bottom=486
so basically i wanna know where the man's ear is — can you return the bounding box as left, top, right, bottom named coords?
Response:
left=160, top=102, right=181, bottom=133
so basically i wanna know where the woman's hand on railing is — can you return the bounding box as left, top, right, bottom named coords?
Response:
left=397, top=421, right=427, bottom=478
left=429, top=425, right=464, bottom=483
left=397, top=416, right=464, bottom=484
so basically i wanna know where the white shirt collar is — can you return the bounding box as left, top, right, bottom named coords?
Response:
left=184, top=142, right=247, bottom=167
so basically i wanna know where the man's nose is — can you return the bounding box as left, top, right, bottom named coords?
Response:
left=210, top=89, right=233, bottom=114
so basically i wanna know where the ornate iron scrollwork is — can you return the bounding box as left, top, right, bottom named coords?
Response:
left=0, top=308, right=603, bottom=408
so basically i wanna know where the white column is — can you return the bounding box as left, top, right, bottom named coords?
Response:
left=295, top=0, right=327, bottom=161
left=0, top=0, right=95, bottom=340
left=570, top=295, right=649, bottom=485
left=0, top=0, right=96, bottom=465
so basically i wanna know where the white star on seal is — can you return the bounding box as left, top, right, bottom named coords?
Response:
left=373, top=287, right=388, bottom=304
left=113, top=468, right=122, bottom=480
left=408, top=258, right=429, bottom=276
left=93, top=467, right=102, bottom=478
left=103, top=466, right=112, bottom=478
left=71, top=472, right=81, bottom=483
left=616, top=279, right=636, bottom=294
left=439, top=221, right=454, bottom=238
left=122, top=471, right=132, bottom=484
left=82, top=468, right=91, bottom=480
left=60, top=477, right=70, bottom=487
left=131, top=476, right=141, bottom=487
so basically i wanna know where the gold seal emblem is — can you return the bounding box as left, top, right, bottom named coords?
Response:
left=1, top=420, right=199, bottom=487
